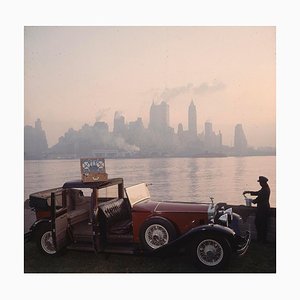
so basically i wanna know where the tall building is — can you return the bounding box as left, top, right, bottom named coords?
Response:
left=204, top=121, right=213, bottom=150
left=234, top=124, right=248, bottom=154
left=24, top=118, right=48, bottom=159
left=35, top=118, right=42, bottom=131
left=188, top=100, right=197, bottom=136
left=203, top=121, right=222, bottom=152
left=125, top=117, right=144, bottom=149
left=149, top=101, right=169, bottom=131
left=113, top=111, right=126, bottom=136
left=177, top=123, right=184, bottom=136
left=128, top=117, right=144, bottom=131
left=218, top=130, right=223, bottom=150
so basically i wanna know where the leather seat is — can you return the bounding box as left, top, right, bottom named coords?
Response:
left=98, top=198, right=132, bottom=234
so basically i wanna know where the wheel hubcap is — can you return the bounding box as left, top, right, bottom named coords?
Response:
left=196, top=239, right=224, bottom=266
left=145, top=224, right=169, bottom=249
left=41, top=231, right=56, bottom=254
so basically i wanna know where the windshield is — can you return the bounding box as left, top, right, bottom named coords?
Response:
left=98, top=184, right=119, bottom=199
left=125, top=183, right=150, bottom=205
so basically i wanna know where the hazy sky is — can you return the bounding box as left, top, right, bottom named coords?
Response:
left=24, top=26, right=275, bottom=147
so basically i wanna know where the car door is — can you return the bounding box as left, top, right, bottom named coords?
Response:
left=50, top=191, right=68, bottom=251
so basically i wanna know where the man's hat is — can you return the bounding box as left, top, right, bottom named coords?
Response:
left=257, top=176, right=268, bottom=183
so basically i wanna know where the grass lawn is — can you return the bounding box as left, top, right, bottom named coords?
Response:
left=24, top=240, right=276, bottom=273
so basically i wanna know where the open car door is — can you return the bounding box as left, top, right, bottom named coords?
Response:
left=50, top=190, right=68, bottom=252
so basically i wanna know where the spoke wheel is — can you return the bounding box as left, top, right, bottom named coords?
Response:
left=191, top=235, right=231, bottom=271
left=40, top=231, right=56, bottom=255
left=145, top=224, right=169, bottom=249
left=36, top=223, right=57, bottom=256
left=196, top=239, right=224, bottom=266
left=140, top=217, right=177, bottom=251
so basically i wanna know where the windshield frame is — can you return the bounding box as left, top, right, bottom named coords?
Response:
left=125, top=183, right=151, bottom=205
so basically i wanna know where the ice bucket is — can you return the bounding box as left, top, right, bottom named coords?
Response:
left=245, top=198, right=252, bottom=207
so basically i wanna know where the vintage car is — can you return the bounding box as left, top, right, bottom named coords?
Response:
left=27, top=177, right=250, bottom=271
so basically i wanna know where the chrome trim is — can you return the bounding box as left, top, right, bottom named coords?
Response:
left=224, top=207, right=233, bottom=222
left=224, top=207, right=233, bottom=217
left=218, top=213, right=228, bottom=224
left=207, top=203, right=216, bottom=222
left=236, top=231, right=251, bottom=256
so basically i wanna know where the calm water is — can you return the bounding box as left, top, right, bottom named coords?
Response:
left=24, top=156, right=276, bottom=207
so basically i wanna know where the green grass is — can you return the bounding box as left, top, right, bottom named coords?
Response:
left=24, top=240, right=276, bottom=273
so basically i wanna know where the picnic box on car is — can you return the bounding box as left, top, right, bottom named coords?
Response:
left=80, top=157, right=108, bottom=182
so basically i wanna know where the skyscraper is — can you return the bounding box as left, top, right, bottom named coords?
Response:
left=149, top=101, right=170, bottom=131
left=177, top=123, right=183, bottom=136
left=204, top=121, right=213, bottom=150
left=203, top=121, right=222, bottom=152
left=188, top=100, right=197, bottom=137
left=24, top=118, right=48, bottom=159
left=234, top=124, right=248, bottom=154
left=113, top=111, right=126, bottom=136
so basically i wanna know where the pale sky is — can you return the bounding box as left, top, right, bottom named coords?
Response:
left=24, top=26, right=275, bottom=147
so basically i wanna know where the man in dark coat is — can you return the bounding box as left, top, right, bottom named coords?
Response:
left=243, top=176, right=270, bottom=243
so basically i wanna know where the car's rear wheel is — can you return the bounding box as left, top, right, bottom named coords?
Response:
left=35, top=223, right=57, bottom=255
left=190, top=234, right=231, bottom=271
left=140, top=217, right=177, bottom=251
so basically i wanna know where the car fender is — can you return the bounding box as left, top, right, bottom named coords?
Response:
left=229, top=212, right=242, bottom=235
left=30, top=218, right=51, bottom=235
left=152, top=223, right=236, bottom=254
left=25, top=219, right=51, bottom=242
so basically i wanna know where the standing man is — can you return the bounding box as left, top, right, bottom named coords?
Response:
left=243, top=176, right=270, bottom=243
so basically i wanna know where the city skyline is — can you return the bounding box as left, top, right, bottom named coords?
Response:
left=25, top=27, right=275, bottom=148
left=24, top=98, right=275, bottom=160
left=24, top=98, right=272, bottom=150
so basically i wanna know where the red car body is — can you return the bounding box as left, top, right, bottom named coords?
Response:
left=132, top=200, right=210, bottom=243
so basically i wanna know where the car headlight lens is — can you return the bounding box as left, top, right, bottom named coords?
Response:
left=215, top=206, right=234, bottom=226
left=218, top=213, right=228, bottom=226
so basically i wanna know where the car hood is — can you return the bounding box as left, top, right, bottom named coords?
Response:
left=155, top=201, right=211, bottom=213
left=132, top=198, right=212, bottom=214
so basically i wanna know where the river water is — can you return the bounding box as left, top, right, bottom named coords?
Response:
left=24, top=156, right=276, bottom=207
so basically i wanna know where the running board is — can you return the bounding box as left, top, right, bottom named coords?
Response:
left=67, top=242, right=140, bottom=255
left=72, top=233, right=94, bottom=244
left=67, top=243, right=95, bottom=252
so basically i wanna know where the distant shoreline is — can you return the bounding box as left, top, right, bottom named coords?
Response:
left=24, top=154, right=276, bottom=160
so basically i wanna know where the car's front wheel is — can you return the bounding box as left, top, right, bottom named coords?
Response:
left=140, top=217, right=177, bottom=251
left=190, top=234, right=231, bottom=271
left=35, top=223, right=57, bottom=256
